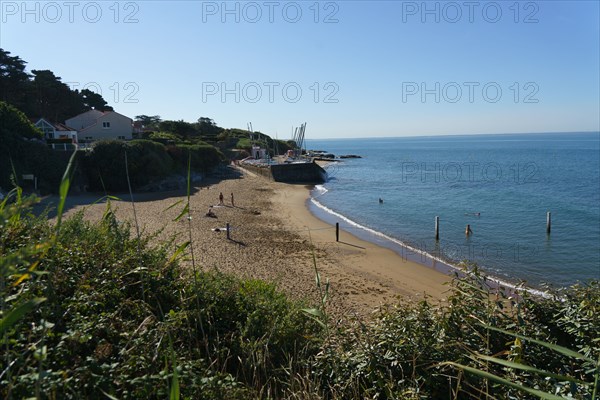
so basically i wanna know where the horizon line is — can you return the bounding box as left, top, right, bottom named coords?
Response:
left=306, top=130, right=600, bottom=141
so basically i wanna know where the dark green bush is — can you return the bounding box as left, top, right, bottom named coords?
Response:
left=312, top=271, right=600, bottom=399
left=126, top=139, right=175, bottom=185
left=82, top=140, right=129, bottom=191
left=1, top=198, right=321, bottom=399
left=83, top=140, right=223, bottom=192
left=0, top=101, right=70, bottom=193
left=167, top=143, right=224, bottom=172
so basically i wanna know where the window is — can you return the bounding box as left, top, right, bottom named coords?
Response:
left=118, top=136, right=126, bottom=140
left=102, top=122, right=111, bottom=129
left=85, top=136, right=93, bottom=140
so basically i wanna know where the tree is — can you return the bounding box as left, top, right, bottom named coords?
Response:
left=135, top=115, right=162, bottom=130
left=196, top=116, right=223, bottom=137
left=81, top=89, right=113, bottom=112
left=0, top=101, right=47, bottom=189
left=158, top=119, right=197, bottom=138
left=0, top=49, right=114, bottom=123
left=30, top=70, right=85, bottom=122
left=0, top=101, right=42, bottom=142
left=0, top=48, right=32, bottom=113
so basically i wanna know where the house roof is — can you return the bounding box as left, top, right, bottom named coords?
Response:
left=54, top=122, right=77, bottom=131
left=35, top=118, right=77, bottom=132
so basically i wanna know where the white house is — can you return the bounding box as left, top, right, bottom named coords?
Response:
left=65, top=110, right=133, bottom=142
left=34, top=118, right=78, bottom=143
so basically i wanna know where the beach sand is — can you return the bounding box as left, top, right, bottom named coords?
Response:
left=52, top=166, right=451, bottom=319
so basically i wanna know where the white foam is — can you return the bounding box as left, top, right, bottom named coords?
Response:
left=309, top=196, right=552, bottom=299
left=312, top=185, right=328, bottom=196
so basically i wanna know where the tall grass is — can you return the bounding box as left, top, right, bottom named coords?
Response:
left=301, top=234, right=330, bottom=336
left=311, top=268, right=599, bottom=399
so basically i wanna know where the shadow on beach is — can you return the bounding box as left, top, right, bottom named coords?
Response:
left=34, top=188, right=199, bottom=219
left=34, top=166, right=245, bottom=219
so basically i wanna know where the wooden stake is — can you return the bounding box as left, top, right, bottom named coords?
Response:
left=336, top=222, right=339, bottom=242
left=435, top=216, right=439, bottom=241
left=226, top=223, right=230, bottom=240
left=546, top=212, right=551, bottom=234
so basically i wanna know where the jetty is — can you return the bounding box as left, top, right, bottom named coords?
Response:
left=239, top=123, right=327, bottom=184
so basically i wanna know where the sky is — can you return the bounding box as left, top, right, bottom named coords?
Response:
left=1, top=0, right=599, bottom=139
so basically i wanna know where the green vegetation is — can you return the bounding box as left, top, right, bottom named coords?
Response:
left=0, top=101, right=71, bottom=193
left=2, top=185, right=598, bottom=398
left=82, top=140, right=224, bottom=192
left=1, top=190, right=320, bottom=399
left=314, top=274, right=599, bottom=399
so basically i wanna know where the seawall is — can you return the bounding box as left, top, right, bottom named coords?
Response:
left=240, top=161, right=326, bottom=183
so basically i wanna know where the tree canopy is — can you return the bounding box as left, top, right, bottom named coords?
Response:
left=0, top=48, right=113, bottom=123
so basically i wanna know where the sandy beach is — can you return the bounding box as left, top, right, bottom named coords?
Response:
left=51, top=166, right=451, bottom=319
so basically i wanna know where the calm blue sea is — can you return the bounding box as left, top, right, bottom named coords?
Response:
left=306, top=132, right=600, bottom=288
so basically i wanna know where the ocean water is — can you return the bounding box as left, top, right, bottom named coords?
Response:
left=306, top=132, right=600, bottom=288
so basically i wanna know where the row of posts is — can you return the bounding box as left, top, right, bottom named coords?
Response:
left=434, top=212, right=551, bottom=240
left=224, top=213, right=553, bottom=243
left=333, top=213, right=552, bottom=243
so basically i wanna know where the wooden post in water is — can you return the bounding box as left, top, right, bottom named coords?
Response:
left=435, top=216, right=439, bottom=241
left=226, top=223, right=230, bottom=240
left=546, top=212, right=551, bottom=234
left=335, top=222, right=339, bottom=242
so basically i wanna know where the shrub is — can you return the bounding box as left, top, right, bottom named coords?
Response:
left=126, top=139, right=175, bottom=185
left=0, top=101, right=69, bottom=193
left=1, top=198, right=321, bottom=399
left=236, top=138, right=252, bottom=150
left=83, top=140, right=223, bottom=192
left=166, top=143, right=224, bottom=173
left=312, top=271, right=600, bottom=399
left=82, top=140, right=129, bottom=191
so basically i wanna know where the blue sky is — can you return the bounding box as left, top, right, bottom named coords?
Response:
left=1, top=0, right=599, bottom=138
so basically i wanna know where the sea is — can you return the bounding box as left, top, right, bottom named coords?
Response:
left=305, top=132, right=600, bottom=289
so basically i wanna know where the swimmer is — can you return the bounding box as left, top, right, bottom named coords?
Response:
left=465, top=224, right=473, bottom=236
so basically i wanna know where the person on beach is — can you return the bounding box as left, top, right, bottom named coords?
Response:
left=465, top=224, right=473, bottom=236
left=231, top=192, right=235, bottom=207
left=206, top=207, right=217, bottom=218
left=219, top=192, right=224, bottom=205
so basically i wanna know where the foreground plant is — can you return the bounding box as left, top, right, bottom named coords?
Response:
left=1, top=195, right=322, bottom=399
left=312, top=269, right=600, bottom=399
